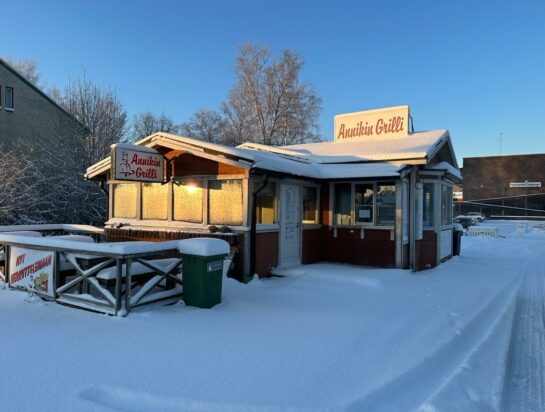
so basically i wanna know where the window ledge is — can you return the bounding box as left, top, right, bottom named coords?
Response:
left=256, top=223, right=280, bottom=232
left=5, top=108, right=14, bottom=112
left=302, top=224, right=321, bottom=230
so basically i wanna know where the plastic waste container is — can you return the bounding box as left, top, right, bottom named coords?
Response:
left=453, top=223, right=463, bottom=256
left=178, top=238, right=229, bottom=308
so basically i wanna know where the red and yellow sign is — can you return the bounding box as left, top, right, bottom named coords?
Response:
left=334, top=105, right=409, bottom=143
left=9, top=247, right=55, bottom=297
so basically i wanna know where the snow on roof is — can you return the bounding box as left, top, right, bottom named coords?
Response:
left=274, top=129, right=450, bottom=163
left=86, top=129, right=453, bottom=181
left=424, top=161, right=463, bottom=181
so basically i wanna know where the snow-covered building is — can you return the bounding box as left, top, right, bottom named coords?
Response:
left=86, top=105, right=461, bottom=279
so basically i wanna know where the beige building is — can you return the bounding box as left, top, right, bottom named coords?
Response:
left=0, top=57, right=83, bottom=149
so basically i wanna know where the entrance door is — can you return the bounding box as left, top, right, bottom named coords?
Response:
left=279, top=184, right=301, bottom=268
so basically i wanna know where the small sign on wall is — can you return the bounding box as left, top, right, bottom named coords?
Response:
left=9, top=247, right=55, bottom=298
left=509, top=181, right=541, bottom=188
left=111, top=144, right=165, bottom=183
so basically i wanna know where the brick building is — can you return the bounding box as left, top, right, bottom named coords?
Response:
left=0, top=57, right=83, bottom=149
left=461, top=154, right=545, bottom=217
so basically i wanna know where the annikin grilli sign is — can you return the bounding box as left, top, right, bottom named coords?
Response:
left=111, top=143, right=165, bottom=183
left=334, top=105, right=410, bottom=143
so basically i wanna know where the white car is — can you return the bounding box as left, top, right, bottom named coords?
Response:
left=466, top=212, right=485, bottom=222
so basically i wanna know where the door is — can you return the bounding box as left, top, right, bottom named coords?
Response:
left=279, top=184, right=301, bottom=268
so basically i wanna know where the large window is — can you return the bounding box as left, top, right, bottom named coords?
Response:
left=441, top=185, right=453, bottom=226
left=423, top=183, right=435, bottom=227
left=112, top=183, right=137, bottom=218
left=5, top=86, right=13, bottom=110
left=333, top=182, right=396, bottom=226
left=254, top=181, right=276, bottom=224
left=141, top=183, right=168, bottom=220
left=208, top=180, right=243, bottom=226
left=302, top=186, right=318, bottom=224
left=377, top=183, right=396, bottom=225
left=173, top=182, right=203, bottom=223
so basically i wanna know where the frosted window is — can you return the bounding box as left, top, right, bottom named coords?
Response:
left=254, top=181, right=276, bottom=224
left=377, top=183, right=396, bottom=226
left=113, top=183, right=137, bottom=218
left=173, top=182, right=203, bottom=223
left=303, top=187, right=318, bottom=224
left=142, top=183, right=168, bottom=220
left=208, top=180, right=243, bottom=226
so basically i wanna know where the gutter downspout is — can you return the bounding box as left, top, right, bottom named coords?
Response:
left=250, top=175, right=269, bottom=278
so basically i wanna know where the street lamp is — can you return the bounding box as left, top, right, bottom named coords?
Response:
left=480, top=184, right=484, bottom=214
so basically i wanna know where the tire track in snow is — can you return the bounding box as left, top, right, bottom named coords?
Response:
left=502, top=246, right=545, bottom=412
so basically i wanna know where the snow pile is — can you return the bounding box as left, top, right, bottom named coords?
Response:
left=0, top=221, right=543, bottom=411
left=178, top=237, right=230, bottom=256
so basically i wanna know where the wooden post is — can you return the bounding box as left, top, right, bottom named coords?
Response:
left=114, top=258, right=123, bottom=316
left=124, top=258, right=132, bottom=316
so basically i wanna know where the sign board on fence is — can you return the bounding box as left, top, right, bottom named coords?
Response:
left=334, top=105, right=409, bottom=143
left=111, top=143, right=165, bottom=183
left=9, top=247, right=55, bottom=298
left=509, top=181, right=541, bottom=188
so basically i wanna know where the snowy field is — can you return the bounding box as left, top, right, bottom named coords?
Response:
left=0, top=221, right=544, bottom=411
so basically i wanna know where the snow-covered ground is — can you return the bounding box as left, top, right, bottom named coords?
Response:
left=0, top=220, right=544, bottom=411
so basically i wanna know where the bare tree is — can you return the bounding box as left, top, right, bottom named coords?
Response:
left=5, top=58, right=40, bottom=85
left=131, top=111, right=178, bottom=141
left=179, top=109, right=226, bottom=144
left=56, top=74, right=128, bottom=164
left=222, top=44, right=321, bottom=146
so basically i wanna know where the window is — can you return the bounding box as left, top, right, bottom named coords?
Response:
left=254, top=181, right=276, bottom=224
left=208, top=180, right=243, bottom=226
left=112, top=183, right=137, bottom=218
left=302, top=186, right=318, bottom=224
left=423, top=183, right=434, bottom=227
left=355, top=183, right=374, bottom=224
left=173, top=182, right=203, bottom=223
left=5, top=87, right=13, bottom=110
left=441, top=185, right=453, bottom=226
left=141, top=183, right=168, bottom=220
left=377, top=183, right=396, bottom=225
left=333, top=183, right=352, bottom=225
left=333, top=182, right=396, bottom=226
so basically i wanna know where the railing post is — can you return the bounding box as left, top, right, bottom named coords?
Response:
left=114, top=258, right=123, bottom=316
left=124, top=258, right=132, bottom=316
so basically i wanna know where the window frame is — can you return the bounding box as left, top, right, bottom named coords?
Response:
left=330, top=181, right=396, bottom=228
left=4, top=86, right=14, bottom=111
left=108, top=176, right=247, bottom=229
left=302, top=185, right=320, bottom=225
left=253, top=180, right=278, bottom=225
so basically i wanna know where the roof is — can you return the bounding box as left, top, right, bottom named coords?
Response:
left=0, top=57, right=85, bottom=129
left=86, top=129, right=457, bottom=181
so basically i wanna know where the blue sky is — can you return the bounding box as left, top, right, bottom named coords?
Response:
left=3, top=0, right=545, bottom=164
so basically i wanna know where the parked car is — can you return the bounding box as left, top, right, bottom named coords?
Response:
left=454, top=216, right=477, bottom=229
left=466, top=212, right=485, bottom=222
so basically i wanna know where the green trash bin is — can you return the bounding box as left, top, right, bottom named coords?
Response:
left=181, top=253, right=226, bottom=308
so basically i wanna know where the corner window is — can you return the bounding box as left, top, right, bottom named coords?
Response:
left=254, top=181, right=276, bottom=224
left=208, top=180, right=243, bottom=226
left=112, top=183, right=137, bottom=218
left=5, top=87, right=14, bottom=110
left=302, top=186, right=318, bottom=224
left=355, top=183, right=374, bottom=224
left=333, top=183, right=352, bottom=225
left=441, top=185, right=453, bottom=226
left=141, top=183, right=168, bottom=220
left=423, top=183, right=434, bottom=227
left=173, top=182, right=203, bottom=223
left=377, top=183, right=396, bottom=225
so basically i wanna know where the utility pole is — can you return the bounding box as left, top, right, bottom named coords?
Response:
left=499, top=132, right=504, bottom=156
